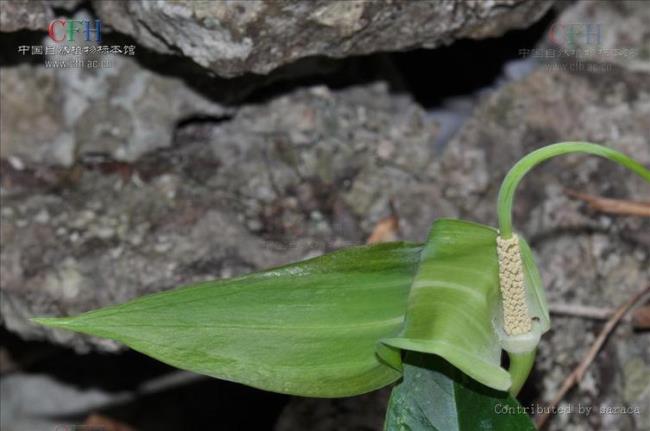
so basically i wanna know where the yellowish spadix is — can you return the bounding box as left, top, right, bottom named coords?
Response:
left=496, top=234, right=532, bottom=336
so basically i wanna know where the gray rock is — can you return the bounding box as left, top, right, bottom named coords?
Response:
left=0, top=0, right=52, bottom=32
left=0, top=370, right=207, bottom=430
left=0, top=43, right=230, bottom=167
left=0, top=64, right=65, bottom=164
left=0, top=0, right=84, bottom=32
left=0, top=373, right=120, bottom=431
left=92, top=0, right=555, bottom=77
left=47, top=0, right=84, bottom=11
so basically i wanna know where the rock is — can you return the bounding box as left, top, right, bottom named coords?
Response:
left=0, top=45, right=230, bottom=167
left=47, top=0, right=84, bottom=10
left=0, top=64, right=65, bottom=164
left=0, top=82, right=445, bottom=351
left=92, top=0, right=555, bottom=77
left=0, top=0, right=86, bottom=32
left=0, top=374, right=120, bottom=430
left=542, top=0, right=650, bottom=73
left=0, top=0, right=52, bottom=32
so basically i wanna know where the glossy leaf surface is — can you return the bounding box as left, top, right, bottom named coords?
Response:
left=34, top=242, right=422, bottom=397
left=384, top=352, right=536, bottom=431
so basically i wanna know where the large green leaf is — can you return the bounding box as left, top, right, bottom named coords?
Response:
left=381, top=219, right=549, bottom=392
left=33, top=242, right=422, bottom=397
left=34, top=218, right=549, bottom=397
left=384, top=352, right=536, bottom=431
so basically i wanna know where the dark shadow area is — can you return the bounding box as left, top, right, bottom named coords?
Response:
left=390, top=10, right=557, bottom=108
left=502, top=350, right=541, bottom=409
left=98, top=377, right=289, bottom=431
left=0, top=30, right=48, bottom=66
left=0, top=328, right=290, bottom=430
left=50, top=0, right=92, bottom=17
left=1, top=327, right=171, bottom=391
left=41, top=377, right=290, bottom=431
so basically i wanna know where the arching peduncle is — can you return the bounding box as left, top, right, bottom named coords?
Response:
left=497, top=142, right=650, bottom=239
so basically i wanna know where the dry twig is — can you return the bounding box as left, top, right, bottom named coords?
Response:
left=549, top=302, right=650, bottom=329
left=536, top=285, right=650, bottom=429
left=566, top=189, right=650, bottom=217
left=548, top=303, right=614, bottom=320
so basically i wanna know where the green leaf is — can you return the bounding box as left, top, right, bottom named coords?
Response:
left=384, top=352, right=536, bottom=431
left=33, top=242, right=422, bottom=397
left=381, top=219, right=549, bottom=392
left=34, top=218, right=549, bottom=397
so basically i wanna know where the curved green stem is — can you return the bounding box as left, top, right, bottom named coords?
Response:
left=498, top=142, right=650, bottom=395
left=497, top=142, right=650, bottom=239
left=508, top=349, right=536, bottom=396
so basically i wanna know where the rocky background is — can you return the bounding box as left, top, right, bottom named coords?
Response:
left=1, top=1, right=649, bottom=430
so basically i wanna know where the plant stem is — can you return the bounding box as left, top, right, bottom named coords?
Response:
left=498, top=142, right=650, bottom=395
left=497, top=142, right=650, bottom=238
left=508, top=349, right=536, bottom=396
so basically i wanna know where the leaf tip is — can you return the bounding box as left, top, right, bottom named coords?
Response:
left=30, top=316, right=74, bottom=329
